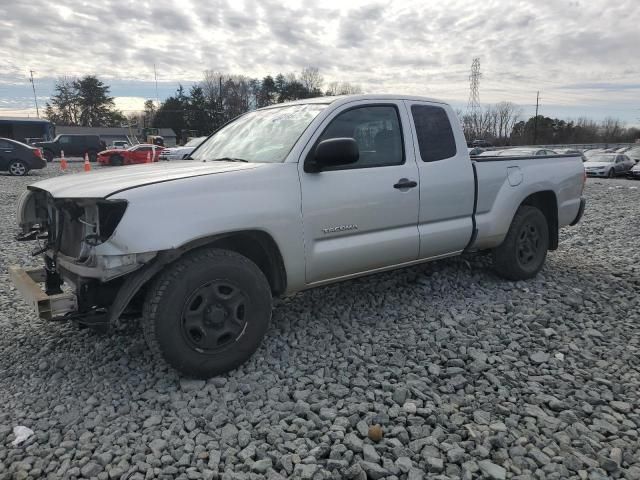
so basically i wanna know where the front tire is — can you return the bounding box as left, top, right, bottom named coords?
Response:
left=142, top=248, right=272, bottom=378
left=608, top=169, right=615, bottom=178
left=8, top=160, right=29, bottom=176
left=493, top=205, right=549, bottom=281
left=43, top=150, right=54, bottom=162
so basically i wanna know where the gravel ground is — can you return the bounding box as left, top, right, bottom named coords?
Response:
left=0, top=165, right=639, bottom=480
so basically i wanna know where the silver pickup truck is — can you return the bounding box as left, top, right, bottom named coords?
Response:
left=11, top=95, right=586, bottom=378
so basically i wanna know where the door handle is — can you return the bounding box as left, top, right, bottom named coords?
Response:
left=393, top=179, right=417, bottom=189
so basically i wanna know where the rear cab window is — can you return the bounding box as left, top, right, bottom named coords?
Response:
left=409, top=104, right=457, bottom=162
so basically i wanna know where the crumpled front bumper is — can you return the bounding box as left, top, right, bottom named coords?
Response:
left=9, top=266, right=77, bottom=320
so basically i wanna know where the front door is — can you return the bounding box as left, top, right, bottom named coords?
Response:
left=298, top=101, right=420, bottom=284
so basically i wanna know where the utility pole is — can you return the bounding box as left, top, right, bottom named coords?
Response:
left=533, top=91, right=540, bottom=145
left=153, top=64, right=159, bottom=106
left=29, top=70, right=40, bottom=117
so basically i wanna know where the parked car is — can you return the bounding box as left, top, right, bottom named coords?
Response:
left=469, top=139, right=492, bottom=148
left=584, top=153, right=634, bottom=177
left=34, top=134, right=103, bottom=162
left=0, top=137, right=47, bottom=176
left=625, top=146, right=640, bottom=164
left=97, top=144, right=164, bottom=166
left=628, top=162, right=640, bottom=179
left=111, top=140, right=130, bottom=149
left=10, top=94, right=586, bottom=378
left=159, top=136, right=207, bottom=160
left=467, top=147, right=485, bottom=156
left=478, top=148, right=557, bottom=157
left=583, top=149, right=606, bottom=159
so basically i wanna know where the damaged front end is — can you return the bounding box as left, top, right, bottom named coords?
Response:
left=12, top=188, right=155, bottom=328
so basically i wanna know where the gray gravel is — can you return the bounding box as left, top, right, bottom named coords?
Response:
left=1, top=166, right=639, bottom=480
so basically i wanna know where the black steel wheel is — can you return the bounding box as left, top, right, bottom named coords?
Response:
left=180, top=280, right=249, bottom=353
left=493, top=205, right=549, bottom=280
left=142, top=248, right=272, bottom=378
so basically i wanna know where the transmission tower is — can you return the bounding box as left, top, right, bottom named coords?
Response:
left=466, top=58, right=481, bottom=137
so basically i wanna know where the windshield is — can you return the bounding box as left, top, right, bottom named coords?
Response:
left=184, top=137, right=206, bottom=147
left=192, top=103, right=328, bottom=163
left=587, top=154, right=614, bottom=163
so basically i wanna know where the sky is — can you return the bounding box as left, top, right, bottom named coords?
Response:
left=1, top=0, right=639, bottom=125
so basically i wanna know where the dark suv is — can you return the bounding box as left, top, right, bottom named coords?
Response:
left=35, top=134, right=103, bottom=162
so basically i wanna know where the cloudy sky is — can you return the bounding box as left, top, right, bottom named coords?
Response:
left=1, top=0, right=639, bottom=124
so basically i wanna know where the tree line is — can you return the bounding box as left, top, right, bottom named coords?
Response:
left=44, top=71, right=638, bottom=146
left=459, top=104, right=639, bottom=145
left=144, top=67, right=362, bottom=142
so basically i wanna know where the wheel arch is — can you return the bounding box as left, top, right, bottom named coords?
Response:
left=106, top=229, right=287, bottom=327
left=520, top=190, right=558, bottom=250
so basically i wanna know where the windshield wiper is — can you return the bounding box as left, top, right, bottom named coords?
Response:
left=205, top=157, right=249, bottom=163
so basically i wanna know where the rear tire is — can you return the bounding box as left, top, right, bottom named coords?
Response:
left=142, top=248, right=272, bottom=378
left=88, top=150, right=98, bottom=162
left=8, top=160, right=29, bottom=176
left=110, top=155, right=123, bottom=166
left=493, top=205, right=549, bottom=281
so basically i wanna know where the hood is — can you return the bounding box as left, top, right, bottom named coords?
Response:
left=584, top=161, right=613, bottom=168
left=29, top=161, right=259, bottom=199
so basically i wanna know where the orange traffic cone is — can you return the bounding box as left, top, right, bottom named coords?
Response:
left=84, top=153, right=91, bottom=172
left=60, top=150, right=68, bottom=171
left=146, top=151, right=151, bottom=163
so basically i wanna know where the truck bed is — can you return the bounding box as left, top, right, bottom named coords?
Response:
left=470, top=154, right=585, bottom=251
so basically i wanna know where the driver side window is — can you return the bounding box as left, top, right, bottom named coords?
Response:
left=316, top=105, right=404, bottom=169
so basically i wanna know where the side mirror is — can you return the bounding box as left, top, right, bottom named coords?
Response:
left=306, top=138, right=359, bottom=172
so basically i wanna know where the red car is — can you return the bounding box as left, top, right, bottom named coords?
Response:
left=97, top=144, right=164, bottom=166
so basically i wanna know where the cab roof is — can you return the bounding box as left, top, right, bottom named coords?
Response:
left=259, top=94, right=448, bottom=109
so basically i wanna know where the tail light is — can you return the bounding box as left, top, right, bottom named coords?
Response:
left=33, top=148, right=43, bottom=159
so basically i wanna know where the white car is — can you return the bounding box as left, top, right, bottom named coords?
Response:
left=628, top=162, right=640, bottom=179
left=584, top=153, right=634, bottom=178
left=159, top=136, right=207, bottom=160
left=111, top=140, right=130, bottom=150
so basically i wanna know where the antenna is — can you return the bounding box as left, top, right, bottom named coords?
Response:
left=29, top=70, right=40, bottom=117
left=466, top=58, right=481, bottom=138
left=533, top=91, right=540, bottom=145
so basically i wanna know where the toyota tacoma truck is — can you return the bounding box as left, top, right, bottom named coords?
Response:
left=10, top=95, right=586, bottom=378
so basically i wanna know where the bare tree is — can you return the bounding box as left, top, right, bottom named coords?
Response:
left=299, top=66, right=324, bottom=94
left=600, top=117, right=624, bottom=142
left=325, top=81, right=363, bottom=96
left=495, top=102, right=521, bottom=143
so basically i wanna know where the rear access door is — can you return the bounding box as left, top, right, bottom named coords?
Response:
left=403, top=101, right=475, bottom=258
